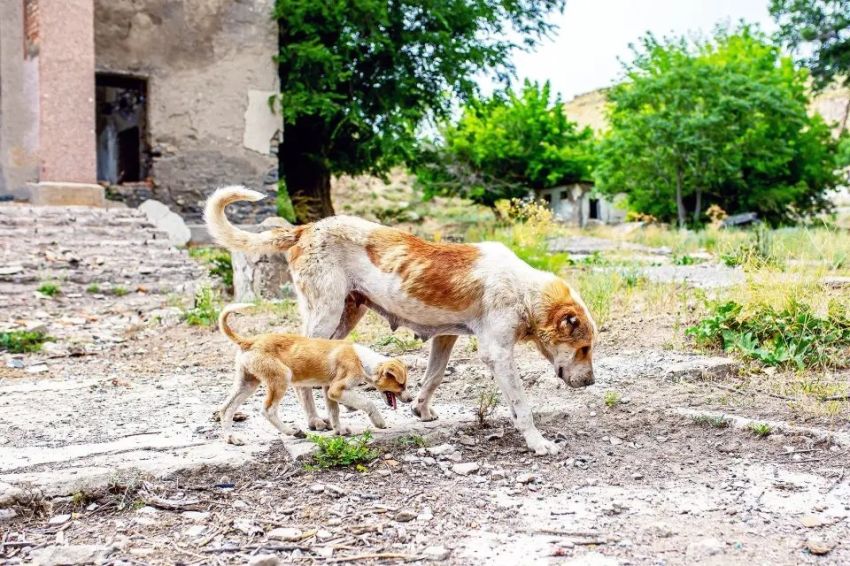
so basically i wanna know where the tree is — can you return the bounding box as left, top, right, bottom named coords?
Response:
left=274, top=0, right=565, bottom=223
left=595, top=27, right=841, bottom=226
left=414, top=81, right=595, bottom=206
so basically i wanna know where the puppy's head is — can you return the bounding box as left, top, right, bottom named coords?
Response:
left=531, top=278, right=597, bottom=388
left=373, top=358, right=409, bottom=410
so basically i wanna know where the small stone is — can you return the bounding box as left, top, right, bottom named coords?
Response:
left=632, top=473, right=644, bottom=480
left=422, top=545, right=451, bottom=561
left=0, top=265, right=23, bottom=275
left=316, top=529, right=333, bottom=540
left=394, top=510, right=418, bottom=522
left=325, top=483, right=347, bottom=497
left=269, top=527, right=304, bottom=541
left=451, top=462, right=480, bottom=476
left=458, top=434, right=477, bottom=446
left=486, top=428, right=505, bottom=441
left=182, top=511, right=210, bottom=521
left=28, top=545, right=108, bottom=565
left=799, top=514, right=828, bottom=528
left=609, top=436, right=623, bottom=446
left=316, top=546, right=334, bottom=558
left=445, top=452, right=463, bottom=463
left=491, top=469, right=508, bottom=480
left=0, top=508, right=17, bottom=522
left=516, top=473, right=536, bottom=484
left=48, top=513, right=71, bottom=525
left=249, top=555, right=281, bottom=566
left=310, top=483, right=326, bottom=494
left=427, top=443, right=456, bottom=457
left=402, top=455, right=420, bottom=463
left=5, top=358, right=24, bottom=369
left=233, top=518, right=262, bottom=536
left=686, top=537, right=724, bottom=558
left=184, top=525, right=206, bottom=537
left=417, top=506, right=434, bottom=522
left=806, top=538, right=834, bottom=555
left=26, top=364, right=49, bottom=374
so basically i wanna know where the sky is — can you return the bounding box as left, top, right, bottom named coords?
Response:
left=503, top=0, right=777, bottom=101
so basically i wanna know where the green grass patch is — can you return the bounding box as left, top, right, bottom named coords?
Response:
left=748, top=422, right=772, bottom=437
left=603, top=391, right=622, bottom=407
left=687, top=299, right=850, bottom=369
left=0, top=330, right=54, bottom=353
left=112, top=286, right=129, bottom=297
left=188, top=247, right=233, bottom=289
left=306, top=431, right=378, bottom=470
left=37, top=282, right=60, bottom=297
left=182, top=284, right=221, bottom=327
left=86, top=283, right=100, bottom=294
left=691, top=414, right=731, bottom=428
left=395, top=434, right=427, bottom=448
left=373, top=333, right=423, bottom=353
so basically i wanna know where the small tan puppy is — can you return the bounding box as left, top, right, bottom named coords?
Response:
left=217, top=303, right=409, bottom=445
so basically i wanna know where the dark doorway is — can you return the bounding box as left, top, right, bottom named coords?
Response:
left=589, top=198, right=600, bottom=220
left=95, top=74, right=148, bottom=184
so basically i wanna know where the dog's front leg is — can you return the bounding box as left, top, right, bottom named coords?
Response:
left=323, top=386, right=351, bottom=436
left=297, top=387, right=330, bottom=431
left=331, top=389, right=386, bottom=430
left=479, top=338, right=559, bottom=456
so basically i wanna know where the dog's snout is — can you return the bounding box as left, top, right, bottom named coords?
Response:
left=399, top=389, right=413, bottom=403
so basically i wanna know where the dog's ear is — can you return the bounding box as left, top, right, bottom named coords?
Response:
left=558, top=312, right=579, bottom=335
left=384, top=361, right=407, bottom=384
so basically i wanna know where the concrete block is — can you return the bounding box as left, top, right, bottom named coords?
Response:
left=27, top=182, right=105, bottom=207
left=139, top=199, right=191, bottom=247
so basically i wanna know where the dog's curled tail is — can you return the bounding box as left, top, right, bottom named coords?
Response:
left=218, top=303, right=255, bottom=348
left=203, top=186, right=301, bottom=255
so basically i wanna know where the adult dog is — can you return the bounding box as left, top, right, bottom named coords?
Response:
left=205, top=187, right=597, bottom=455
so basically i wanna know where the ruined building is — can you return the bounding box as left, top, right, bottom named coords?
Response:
left=0, top=0, right=280, bottom=222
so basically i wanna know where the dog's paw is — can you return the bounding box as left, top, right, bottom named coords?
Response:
left=370, top=413, right=387, bottom=429
left=308, top=416, right=331, bottom=431
left=281, top=426, right=299, bottom=437
left=333, top=426, right=353, bottom=436
left=211, top=411, right=248, bottom=423
left=224, top=434, right=245, bottom=446
left=527, top=436, right=559, bottom=456
left=412, top=403, right=438, bottom=422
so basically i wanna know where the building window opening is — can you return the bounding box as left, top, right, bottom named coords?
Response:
left=589, top=198, right=600, bottom=220
left=96, top=73, right=148, bottom=184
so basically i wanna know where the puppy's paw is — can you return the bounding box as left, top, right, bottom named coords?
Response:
left=412, top=403, right=438, bottom=422
left=308, top=416, right=330, bottom=431
left=224, top=434, right=245, bottom=446
left=370, top=413, right=387, bottom=429
left=527, top=436, right=559, bottom=456
left=333, top=425, right=353, bottom=436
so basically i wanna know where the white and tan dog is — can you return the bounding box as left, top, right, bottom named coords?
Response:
left=205, top=187, right=597, bottom=455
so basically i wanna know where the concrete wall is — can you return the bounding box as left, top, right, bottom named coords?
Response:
left=0, top=1, right=40, bottom=198
left=93, top=0, right=280, bottom=221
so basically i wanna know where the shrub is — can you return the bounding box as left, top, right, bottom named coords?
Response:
left=0, top=330, right=54, bottom=353
left=476, top=387, right=500, bottom=427
left=687, top=299, right=850, bottom=369
left=189, top=247, right=234, bottom=290
left=603, top=391, right=621, bottom=407
left=86, top=283, right=100, bottom=294
left=183, top=284, right=221, bottom=327
left=748, top=422, right=772, bottom=437
left=37, top=282, right=60, bottom=297
left=307, top=431, right=378, bottom=470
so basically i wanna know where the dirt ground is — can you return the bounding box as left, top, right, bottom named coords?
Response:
left=1, top=205, right=849, bottom=565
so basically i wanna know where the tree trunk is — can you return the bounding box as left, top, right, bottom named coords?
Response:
left=675, top=166, right=686, bottom=228
left=283, top=156, right=334, bottom=224
left=694, top=187, right=703, bottom=225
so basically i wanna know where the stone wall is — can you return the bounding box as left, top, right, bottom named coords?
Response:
left=93, top=0, right=280, bottom=222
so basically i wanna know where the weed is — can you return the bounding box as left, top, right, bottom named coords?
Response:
left=189, top=247, right=233, bottom=290
left=108, top=470, right=145, bottom=511
left=720, top=225, right=780, bottom=269
left=0, top=330, right=53, bottom=353
left=687, top=299, right=850, bottom=369
left=112, top=286, right=129, bottom=297
left=306, top=431, right=378, bottom=469
left=373, top=333, right=423, bottom=353
left=603, top=391, right=621, bottom=407
left=276, top=180, right=297, bottom=223
left=691, top=414, right=731, bottom=428
left=748, top=422, right=772, bottom=437
left=37, top=282, right=60, bottom=297
left=71, top=490, right=94, bottom=508
left=476, top=387, right=500, bottom=428
left=466, top=336, right=479, bottom=353
left=86, top=283, right=100, bottom=294
left=672, top=254, right=698, bottom=266
left=396, top=434, right=427, bottom=448
left=182, top=284, right=221, bottom=327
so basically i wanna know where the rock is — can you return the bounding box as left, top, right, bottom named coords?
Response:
left=0, top=508, right=17, bottom=522
left=609, top=436, right=623, bottom=446
left=28, top=544, right=110, bottom=565
left=417, top=506, right=434, bottom=522
left=325, top=483, right=347, bottom=497
left=184, top=525, right=206, bottom=538
left=665, top=357, right=738, bottom=382
left=41, top=342, right=70, bottom=357
left=26, top=364, right=49, bottom=374
left=0, top=483, right=24, bottom=507
left=427, top=443, right=456, bottom=457
left=139, top=199, right=191, bottom=247
left=445, top=452, right=463, bottom=463
left=231, top=218, right=293, bottom=301
left=233, top=518, right=262, bottom=536
left=799, top=514, right=828, bottom=528
left=269, top=527, right=304, bottom=541
left=316, top=529, right=333, bottom=540
left=310, top=483, right=326, bottom=494
left=516, top=473, right=536, bottom=484
left=48, top=513, right=72, bottom=525
left=458, top=434, right=477, bottom=446
left=806, top=538, right=834, bottom=555
left=6, top=358, right=24, bottom=369
left=249, top=555, right=282, bottom=566
left=422, top=545, right=451, bottom=561
left=315, top=546, right=334, bottom=559
left=822, top=276, right=850, bottom=289
left=486, top=428, right=505, bottom=441
left=181, top=511, right=210, bottom=521
left=451, top=462, right=480, bottom=476
left=0, top=265, right=23, bottom=276
left=394, top=510, right=418, bottom=522
left=686, top=537, right=724, bottom=559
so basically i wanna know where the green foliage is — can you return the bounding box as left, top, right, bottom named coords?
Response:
left=189, top=247, right=234, bottom=289
left=603, top=391, right=622, bottom=407
left=112, top=286, right=129, bottom=297
left=770, top=0, right=850, bottom=89
left=307, top=431, right=378, bottom=469
left=0, top=330, right=53, bottom=353
left=276, top=181, right=296, bottom=224
left=395, top=434, right=427, bottom=448
left=274, top=0, right=565, bottom=221
left=415, top=81, right=595, bottom=205
left=476, top=387, right=500, bottom=427
left=37, top=282, right=60, bottom=297
left=86, top=283, right=100, bottom=294
left=719, top=225, right=781, bottom=269
left=748, top=422, right=773, bottom=437
left=183, top=284, right=221, bottom=327
left=595, top=26, right=840, bottom=226
left=372, top=333, right=423, bottom=353
left=687, top=299, right=850, bottom=369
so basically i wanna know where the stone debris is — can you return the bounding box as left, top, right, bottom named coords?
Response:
left=664, top=357, right=738, bottom=382
left=269, top=527, right=303, bottom=541
left=394, top=510, right=418, bottom=522
left=451, top=462, right=480, bottom=476
left=139, top=199, right=191, bottom=247
left=28, top=544, right=111, bottom=566
left=249, top=555, right=282, bottom=566
left=0, top=508, right=17, bottom=522
left=422, top=545, right=451, bottom=561
left=806, top=538, right=834, bottom=555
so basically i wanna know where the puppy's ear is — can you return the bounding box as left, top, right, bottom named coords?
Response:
left=384, top=361, right=407, bottom=384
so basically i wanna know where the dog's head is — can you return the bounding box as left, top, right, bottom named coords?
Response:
left=530, top=278, right=597, bottom=388
left=373, top=358, right=410, bottom=410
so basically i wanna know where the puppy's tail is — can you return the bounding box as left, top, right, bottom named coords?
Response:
left=203, top=186, right=302, bottom=255
left=218, top=303, right=255, bottom=348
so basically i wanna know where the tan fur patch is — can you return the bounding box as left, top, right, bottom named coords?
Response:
left=365, top=228, right=483, bottom=311
left=536, top=279, right=594, bottom=348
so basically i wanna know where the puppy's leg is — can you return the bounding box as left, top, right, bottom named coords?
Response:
left=328, top=382, right=386, bottom=430
left=479, top=334, right=558, bottom=456
left=261, top=366, right=298, bottom=437
left=323, top=386, right=351, bottom=436
left=413, top=335, right=458, bottom=421
left=297, top=388, right=330, bottom=431
left=220, top=357, right=259, bottom=446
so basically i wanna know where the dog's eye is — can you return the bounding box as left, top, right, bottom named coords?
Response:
left=576, top=346, right=590, bottom=360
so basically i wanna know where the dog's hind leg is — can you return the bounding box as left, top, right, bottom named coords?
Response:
left=412, top=335, right=458, bottom=421
left=220, top=357, right=259, bottom=446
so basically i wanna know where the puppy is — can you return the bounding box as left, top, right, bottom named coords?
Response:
left=217, top=303, right=408, bottom=445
